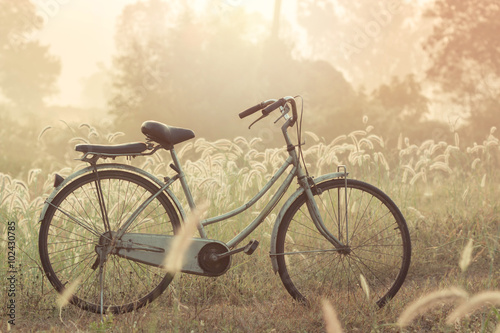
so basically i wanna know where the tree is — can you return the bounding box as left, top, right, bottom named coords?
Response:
left=108, top=0, right=173, bottom=137
left=0, top=0, right=60, bottom=110
left=296, top=0, right=432, bottom=91
left=369, top=74, right=436, bottom=143
left=425, top=0, right=500, bottom=95
left=424, top=0, right=500, bottom=138
left=109, top=0, right=359, bottom=142
left=109, top=0, right=254, bottom=138
left=0, top=0, right=61, bottom=176
left=296, top=0, right=445, bottom=143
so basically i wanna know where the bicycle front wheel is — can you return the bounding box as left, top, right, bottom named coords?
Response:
left=276, top=179, right=411, bottom=309
left=39, top=170, right=181, bottom=314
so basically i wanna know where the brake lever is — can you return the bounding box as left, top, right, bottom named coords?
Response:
left=248, top=114, right=267, bottom=129
left=248, top=104, right=290, bottom=129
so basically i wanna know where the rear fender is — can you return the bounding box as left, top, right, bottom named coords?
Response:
left=38, top=164, right=186, bottom=223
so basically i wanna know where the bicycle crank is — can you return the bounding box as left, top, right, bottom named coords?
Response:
left=212, top=239, right=259, bottom=259
left=197, top=240, right=259, bottom=275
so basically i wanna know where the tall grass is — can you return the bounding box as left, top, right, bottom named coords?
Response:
left=1, top=122, right=499, bottom=331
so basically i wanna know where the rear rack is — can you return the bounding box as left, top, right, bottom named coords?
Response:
left=78, top=144, right=161, bottom=164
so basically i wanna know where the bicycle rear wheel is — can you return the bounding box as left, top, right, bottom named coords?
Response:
left=276, top=179, right=411, bottom=309
left=39, top=170, right=180, bottom=314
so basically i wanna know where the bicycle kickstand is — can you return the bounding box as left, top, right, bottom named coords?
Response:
left=94, top=246, right=108, bottom=322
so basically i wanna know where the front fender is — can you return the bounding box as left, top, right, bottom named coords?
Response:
left=38, top=163, right=186, bottom=223
left=269, top=171, right=346, bottom=273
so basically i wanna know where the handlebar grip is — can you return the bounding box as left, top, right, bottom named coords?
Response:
left=262, top=98, right=286, bottom=115
left=239, top=102, right=264, bottom=119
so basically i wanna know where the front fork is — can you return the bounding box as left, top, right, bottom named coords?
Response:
left=300, top=166, right=350, bottom=253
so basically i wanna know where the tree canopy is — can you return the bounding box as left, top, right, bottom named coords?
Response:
left=108, top=0, right=359, bottom=142
left=0, top=0, right=60, bottom=110
left=425, top=0, right=500, bottom=96
left=0, top=0, right=61, bottom=176
left=424, top=0, right=500, bottom=136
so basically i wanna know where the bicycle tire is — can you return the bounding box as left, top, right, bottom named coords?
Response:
left=276, top=179, right=411, bottom=309
left=39, top=170, right=181, bottom=314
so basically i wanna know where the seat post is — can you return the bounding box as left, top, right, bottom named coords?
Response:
left=169, top=148, right=195, bottom=209
left=169, top=148, right=208, bottom=237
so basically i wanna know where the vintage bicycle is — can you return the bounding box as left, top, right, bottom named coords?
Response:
left=38, top=96, right=411, bottom=315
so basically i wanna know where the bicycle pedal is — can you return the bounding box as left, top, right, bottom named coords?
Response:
left=244, top=240, right=259, bottom=255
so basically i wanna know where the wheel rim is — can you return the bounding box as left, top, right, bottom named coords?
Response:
left=278, top=180, right=410, bottom=310
left=39, top=171, right=179, bottom=313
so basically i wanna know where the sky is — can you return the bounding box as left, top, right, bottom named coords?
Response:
left=36, top=0, right=297, bottom=108
left=36, top=0, right=134, bottom=106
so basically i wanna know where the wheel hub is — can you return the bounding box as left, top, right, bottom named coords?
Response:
left=91, top=231, right=117, bottom=270
left=337, top=246, right=352, bottom=255
left=97, top=231, right=116, bottom=246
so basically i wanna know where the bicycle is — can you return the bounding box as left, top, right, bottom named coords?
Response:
left=38, top=96, right=411, bottom=315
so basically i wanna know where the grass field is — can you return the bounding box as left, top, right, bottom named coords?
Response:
left=1, top=124, right=499, bottom=332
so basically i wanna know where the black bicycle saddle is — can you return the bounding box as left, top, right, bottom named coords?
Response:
left=141, top=121, right=195, bottom=149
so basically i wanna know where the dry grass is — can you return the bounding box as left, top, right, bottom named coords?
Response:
left=397, top=287, right=469, bottom=328
left=446, top=291, right=500, bottom=326
left=56, top=276, right=82, bottom=324
left=1, top=124, right=499, bottom=331
left=459, top=238, right=474, bottom=272
left=162, top=204, right=207, bottom=273
left=322, top=299, right=344, bottom=333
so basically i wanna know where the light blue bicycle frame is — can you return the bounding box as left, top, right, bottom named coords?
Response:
left=36, top=99, right=353, bottom=318
left=161, top=111, right=347, bottom=251
left=39, top=105, right=348, bottom=259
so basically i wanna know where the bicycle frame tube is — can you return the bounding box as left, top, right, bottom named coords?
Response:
left=170, top=148, right=196, bottom=210
left=115, top=174, right=180, bottom=239
left=160, top=118, right=301, bottom=248
left=166, top=116, right=345, bottom=249
left=169, top=148, right=208, bottom=238
left=225, top=163, right=296, bottom=248
left=172, top=149, right=296, bottom=248
left=202, top=156, right=293, bottom=226
left=92, top=112, right=343, bottom=252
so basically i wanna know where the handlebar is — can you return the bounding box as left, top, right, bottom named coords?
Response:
left=262, top=98, right=286, bottom=115
left=238, top=101, right=269, bottom=119
left=239, top=96, right=298, bottom=127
